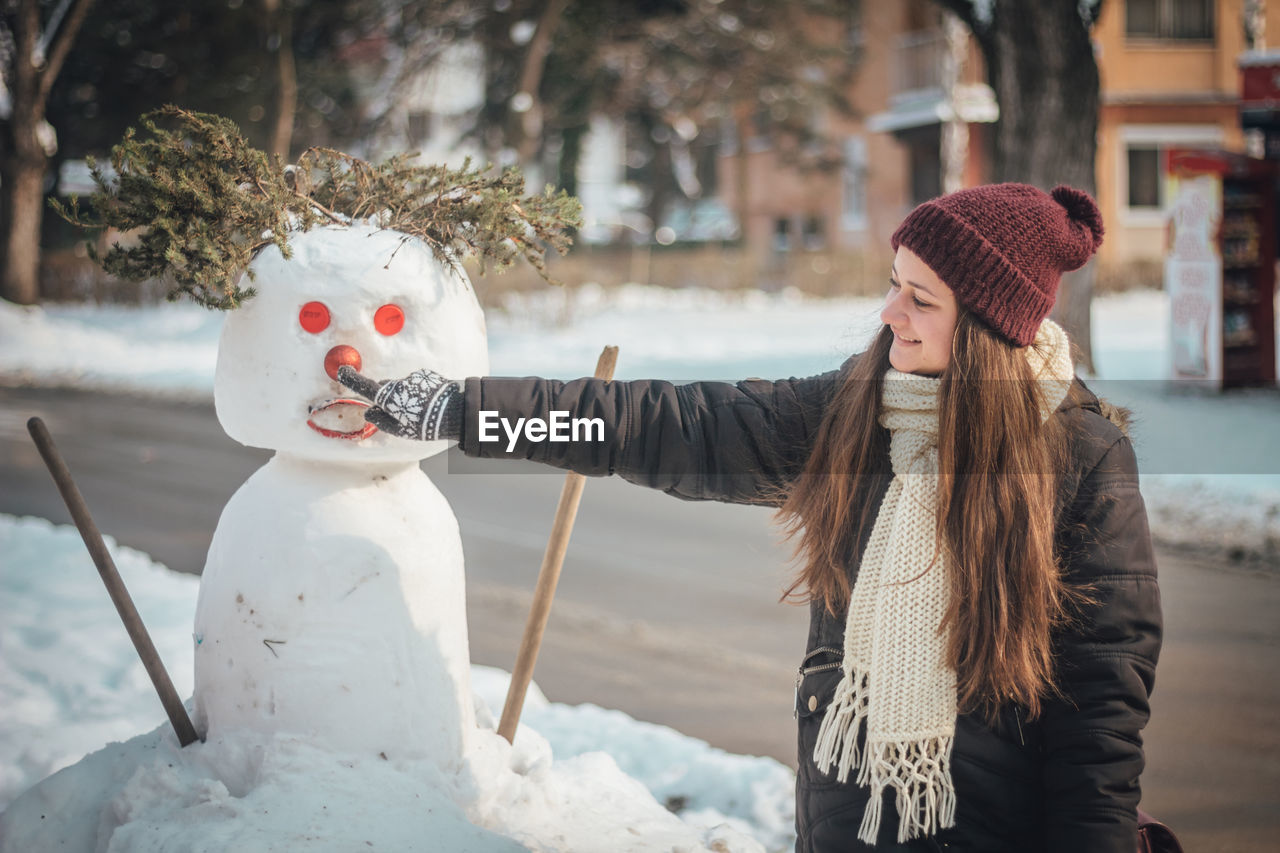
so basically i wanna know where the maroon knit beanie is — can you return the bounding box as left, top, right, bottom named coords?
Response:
left=890, top=183, right=1104, bottom=346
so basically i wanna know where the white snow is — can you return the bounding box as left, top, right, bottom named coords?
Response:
left=0, top=514, right=788, bottom=845
left=0, top=515, right=793, bottom=850
left=2, top=282, right=1278, bottom=560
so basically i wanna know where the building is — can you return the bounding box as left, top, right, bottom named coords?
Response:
left=715, top=0, right=993, bottom=287
left=717, top=0, right=1280, bottom=288
left=1093, top=0, right=1273, bottom=274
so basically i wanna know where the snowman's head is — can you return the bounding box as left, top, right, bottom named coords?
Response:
left=214, top=224, right=488, bottom=462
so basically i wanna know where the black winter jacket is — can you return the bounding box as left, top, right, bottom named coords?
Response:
left=457, top=362, right=1162, bottom=853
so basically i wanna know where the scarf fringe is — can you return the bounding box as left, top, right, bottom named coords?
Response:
left=812, top=665, right=957, bottom=845
left=812, top=667, right=870, bottom=782
left=858, top=737, right=957, bottom=844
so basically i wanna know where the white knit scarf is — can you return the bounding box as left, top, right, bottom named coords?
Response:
left=811, top=318, right=1075, bottom=844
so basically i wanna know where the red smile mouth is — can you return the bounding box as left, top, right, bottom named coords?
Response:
left=307, top=398, right=378, bottom=441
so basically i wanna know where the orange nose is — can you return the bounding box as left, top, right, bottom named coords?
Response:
left=324, top=345, right=362, bottom=381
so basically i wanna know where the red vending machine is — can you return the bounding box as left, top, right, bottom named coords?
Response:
left=1164, top=148, right=1277, bottom=388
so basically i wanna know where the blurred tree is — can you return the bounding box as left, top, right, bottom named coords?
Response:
left=47, top=0, right=392, bottom=166
left=1, top=0, right=97, bottom=305
left=10, top=0, right=423, bottom=302
left=6, top=0, right=335, bottom=302
left=262, top=0, right=297, bottom=158
left=9, top=0, right=858, bottom=303
left=469, top=0, right=861, bottom=231
left=930, top=0, right=1104, bottom=370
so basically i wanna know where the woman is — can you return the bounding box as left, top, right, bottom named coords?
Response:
left=338, top=183, right=1162, bottom=852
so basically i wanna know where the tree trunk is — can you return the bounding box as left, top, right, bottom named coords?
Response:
left=642, top=115, right=674, bottom=237
left=2, top=0, right=46, bottom=305
left=1, top=153, right=47, bottom=305
left=731, top=106, right=752, bottom=263
left=558, top=124, right=584, bottom=199
left=978, top=1, right=1102, bottom=371
left=1, top=0, right=97, bottom=305
left=268, top=3, right=297, bottom=159
left=511, top=0, right=571, bottom=166
left=934, top=0, right=1103, bottom=371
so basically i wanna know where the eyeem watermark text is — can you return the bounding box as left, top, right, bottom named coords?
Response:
left=478, top=410, right=605, bottom=451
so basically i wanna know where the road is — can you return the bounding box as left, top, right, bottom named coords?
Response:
left=1, top=386, right=1276, bottom=851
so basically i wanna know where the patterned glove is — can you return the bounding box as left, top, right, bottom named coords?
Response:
left=336, top=365, right=461, bottom=441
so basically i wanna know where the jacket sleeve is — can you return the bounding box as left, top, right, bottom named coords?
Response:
left=457, top=369, right=840, bottom=506
left=1042, top=430, right=1163, bottom=852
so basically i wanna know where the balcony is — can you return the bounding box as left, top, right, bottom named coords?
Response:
left=868, top=28, right=997, bottom=133
left=891, top=29, right=948, bottom=103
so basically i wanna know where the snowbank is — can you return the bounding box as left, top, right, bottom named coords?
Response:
left=0, top=515, right=796, bottom=851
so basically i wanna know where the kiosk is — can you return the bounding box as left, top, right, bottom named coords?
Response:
left=1164, top=148, right=1277, bottom=388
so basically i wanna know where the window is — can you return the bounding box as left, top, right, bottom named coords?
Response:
left=774, top=218, right=792, bottom=252
left=906, top=130, right=942, bottom=207
left=1126, top=0, right=1214, bottom=41
left=407, top=111, right=433, bottom=144
left=1118, top=124, right=1224, bottom=221
left=847, top=0, right=865, bottom=50
left=1127, top=146, right=1162, bottom=208
left=841, top=136, right=868, bottom=230
left=802, top=216, right=827, bottom=251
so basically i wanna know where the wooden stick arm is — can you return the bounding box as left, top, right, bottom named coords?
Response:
left=497, top=345, right=618, bottom=743
left=27, top=417, right=200, bottom=747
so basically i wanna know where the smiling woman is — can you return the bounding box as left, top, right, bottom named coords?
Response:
left=881, top=247, right=960, bottom=377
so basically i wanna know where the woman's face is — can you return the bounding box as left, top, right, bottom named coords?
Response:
left=880, top=246, right=960, bottom=376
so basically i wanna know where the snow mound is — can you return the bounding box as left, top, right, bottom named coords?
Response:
left=0, top=516, right=791, bottom=850
left=0, top=716, right=766, bottom=853
left=1142, top=475, right=1280, bottom=563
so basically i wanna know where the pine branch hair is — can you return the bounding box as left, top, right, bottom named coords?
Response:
left=52, top=106, right=582, bottom=310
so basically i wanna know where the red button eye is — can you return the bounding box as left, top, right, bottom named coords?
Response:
left=374, top=304, right=404, bottom=336
left=299, top=301, right=330, bottom=334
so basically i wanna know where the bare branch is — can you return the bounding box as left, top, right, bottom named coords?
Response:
left=35, top=0, right=96, bottom=104
left=511, top=0, right=572, bottom=163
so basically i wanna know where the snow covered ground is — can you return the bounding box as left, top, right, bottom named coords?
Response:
left=3, top=284, right=1279, bottom=558
left=0, top=515, right=794, bottom=850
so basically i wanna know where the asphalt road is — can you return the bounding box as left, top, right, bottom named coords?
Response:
left=1, top=386, right=1276, bottom=851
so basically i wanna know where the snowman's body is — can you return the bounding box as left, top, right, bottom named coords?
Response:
left=195, top=458, right=472, bottom=760
left=192, top=225, right=489, bottom=768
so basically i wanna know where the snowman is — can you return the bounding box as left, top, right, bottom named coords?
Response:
left=4, top=115, right=772, bottom=850
left=193, top=222, right=488, bottom=770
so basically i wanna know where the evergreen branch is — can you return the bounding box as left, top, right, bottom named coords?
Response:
left=52, top=106, right=582, bottom=309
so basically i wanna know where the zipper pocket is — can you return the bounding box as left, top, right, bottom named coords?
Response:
left=794, top=647, right=843, bottom=717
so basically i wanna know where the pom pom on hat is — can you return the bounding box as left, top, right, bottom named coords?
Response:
left=1050, top=184, right=1104, bottom=250
left=890, top=182, right=1104, bottom=346
left=1051, top=184, right=1105, bottom=270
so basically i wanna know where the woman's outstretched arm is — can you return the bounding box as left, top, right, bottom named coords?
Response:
left=457, top=371, right=842, bottom=506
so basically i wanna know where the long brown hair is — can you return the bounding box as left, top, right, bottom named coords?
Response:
left=778, top=312, right=1077, bottom=722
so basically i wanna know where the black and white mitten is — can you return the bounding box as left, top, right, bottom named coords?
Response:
left=336, top=365, right=462, bottom=441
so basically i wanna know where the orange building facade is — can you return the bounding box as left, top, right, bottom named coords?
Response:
left=718, top=0, right=1280, bottom=286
